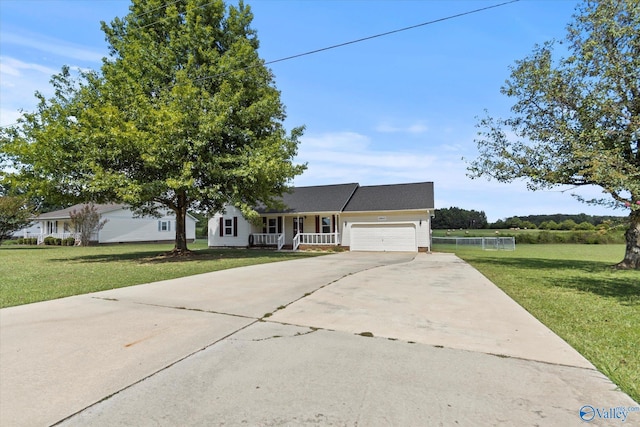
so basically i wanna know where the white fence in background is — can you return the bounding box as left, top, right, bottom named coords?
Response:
left=432, top=236, right=516, bottom=251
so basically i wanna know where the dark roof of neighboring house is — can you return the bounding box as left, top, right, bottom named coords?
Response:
left=36, top=203, right=127, bottom=220
left=256, top=183, right=359, bottom=214
left=343, top=182, right=434, bottom=212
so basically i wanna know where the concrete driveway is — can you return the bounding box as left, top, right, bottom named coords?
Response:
left=0, top=252, right=637, bottom=426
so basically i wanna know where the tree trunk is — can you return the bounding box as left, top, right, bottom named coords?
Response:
left=173, top=192, right=190, bottom=254
left=616, top=210, right=640, bottom=270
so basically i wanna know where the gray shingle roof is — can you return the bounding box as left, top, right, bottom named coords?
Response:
left=256, top=183, right=359, bottom=214
left=343, top=182, right=434, bottom=212
left=256, top=182, right=434, bottom=214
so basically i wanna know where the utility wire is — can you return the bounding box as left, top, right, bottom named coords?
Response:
left=135, top=0, right=183, bottom=20
left=190, top=0, right=520, bottom=84
left=1, top=0, right=520, bottom=128
left=264, top=0, right=520, bottom=66
left=135, top=0, right=221, bottom=30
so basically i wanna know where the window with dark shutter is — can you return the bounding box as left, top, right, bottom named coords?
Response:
left=321, top=217, right=331, bottom=234
left=224, top=219, right=233, bottom=236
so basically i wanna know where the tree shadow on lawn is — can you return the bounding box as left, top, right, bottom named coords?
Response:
left=472, top=256, right=640, bottom=306
left=50, top=249, right=313, bottom=264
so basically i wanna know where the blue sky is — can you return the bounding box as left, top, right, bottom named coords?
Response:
left=0, top=0, right=622, bottom=221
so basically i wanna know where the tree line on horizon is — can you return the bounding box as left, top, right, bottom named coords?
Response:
left=433, top=207, right=627, bottom=230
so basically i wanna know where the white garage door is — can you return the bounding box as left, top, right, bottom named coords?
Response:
left=350, top=224, right=417, bottom=252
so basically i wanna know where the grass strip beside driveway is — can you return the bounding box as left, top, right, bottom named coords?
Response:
left=446, top=244, right=640, bottom=404
left=0, top=242, right=323, bottom=308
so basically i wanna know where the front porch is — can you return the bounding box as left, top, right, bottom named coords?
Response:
left=21, top=232, right=80, bottom=245
left=251, top=232, right=341, bottom=251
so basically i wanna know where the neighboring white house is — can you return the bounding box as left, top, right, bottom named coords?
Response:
left=30, top=203, right=197, bottom=245
left=209, top=182, right=435, bottom=252
left=11, top=222, right=42, bottom=238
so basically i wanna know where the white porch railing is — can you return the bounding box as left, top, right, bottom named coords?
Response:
left=252, top=232, right=340, bottom=251
left=293, top=232, right=340, bottom=251
left=252, top=233, right=285, bottom=250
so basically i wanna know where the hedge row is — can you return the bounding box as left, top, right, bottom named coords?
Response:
left=15, top=238, right=38, bottom=245
left=514, top=230, right=625, bottom=245
left=42, top=237, right=77, bottom=246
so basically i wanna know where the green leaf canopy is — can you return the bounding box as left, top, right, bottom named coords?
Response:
left=467, top=0, right=640, bottom=268
left=1, top=0, right=306, bottom=252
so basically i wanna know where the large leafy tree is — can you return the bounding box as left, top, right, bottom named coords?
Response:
left=0, top=0, right=305, bottom=253
left=467, top=0, right=639, bottom=269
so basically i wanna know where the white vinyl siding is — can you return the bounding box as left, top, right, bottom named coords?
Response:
left=208, top=206, right=251, bottom=248
left=36, top=205, right=197, bottom=244
left=99, top=209, right=195, bottom=243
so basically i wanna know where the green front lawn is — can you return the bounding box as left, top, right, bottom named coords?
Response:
left=0, top=241, right=322, bottom=308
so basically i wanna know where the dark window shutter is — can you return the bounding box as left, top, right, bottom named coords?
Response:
left=332, top=215, right=336, bottom=232
left=262, top=217, right=267, bottom=233
left=315, top=216, right=320, bottom=233
left=277, top=217, right=283, bottom=233
left=233, top=217, right=238, bottom=237
left=219, top=217, right=224, bottom=237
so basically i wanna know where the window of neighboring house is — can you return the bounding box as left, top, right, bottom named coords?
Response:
left=321, top=217, right=331, bottom=234
left=268, top=218, right=277, bottom=234
left=158, top=220, right=171, bottom=232
left=64, top=223, right=70, bottom=233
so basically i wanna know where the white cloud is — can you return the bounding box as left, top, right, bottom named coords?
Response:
left=0, top=56, right=58, bottom=80
left=295, top=131, right=439, bottom=186
left=0, top=56, right=61, bottom=126
left=1, top=31, right=104, bottom=63
left=375, top=121, right=428, bottom=134
left=0, top=56, right=97, bottom=127
left=302, top=132, right=370, bottom=151
left=292, top=130, right=621, bottom=222
left=0, top=108, right=23, bottom=127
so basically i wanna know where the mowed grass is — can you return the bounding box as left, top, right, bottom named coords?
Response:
left=0, top=241, right=323, bottom=308
left=434, top=244, right=639, bottom=403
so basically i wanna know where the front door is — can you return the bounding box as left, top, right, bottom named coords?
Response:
left=293, top=217, right=304, bottom=235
